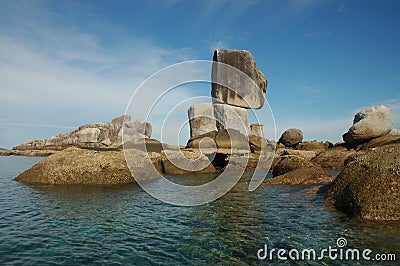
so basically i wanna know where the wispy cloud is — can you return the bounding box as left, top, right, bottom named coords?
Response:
left=289, top=0, right=327, bottom=14
left=206, top=39, right=231, bottom=52
left=336, top=3, right=347, bottom=13
left=0, top=1, right=196, bottom=147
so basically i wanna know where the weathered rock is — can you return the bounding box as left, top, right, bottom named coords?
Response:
left=343, top=105, right=393, bottom=148
left=388, top=128, right=400, bottom=136
left=161, top=149, right=217, bottom=175
left=213, top=103, right=249, bottom=136
left=125, top=119, right=152, bottom=138
left=278, top=128, right=303, bottom=147
left=272, top=155, right=317, bottom=177
left=264, top=165, right=333, bottom=185
left=248, top=135, right=267, bottom=151
left=305, top=183, right=333, bottom=195
left=45, top=136, right=65, bottom=146
left=0, top=149, right=56, bottom=157
left=229, top=151, right=274, bottom=171
left=279, top=149, right=316, bottom=160
left=76, top=128, right=101, bottom=143
left=14, top=147, right=161, bottom=184
left=357, top=134, right=400, bottom=151
left=186, top=131, right=217, bottom=149
left=215, top=128, right=250, bottom=150
left=101, top=138, right=112, bottom=146
left=312, top=146, right=355, bottom=171
left=250, top=123, right=264, bottom=138
left=120, top=129, right=146, bottom=145
left=295, top=140, right=330, bottom=155
left=124, top=138, right=174, bottom=153
left=327, top=142, right=400, bottom=221
left=12, top=115, right=152, bottom=154
left=188, top=103, right=217, bottom=138
left=111, top=114, right=131, bottom=125
left=211, top=49, right=267, bottom=109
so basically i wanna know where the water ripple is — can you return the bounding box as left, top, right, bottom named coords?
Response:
left=0, top=157, right=399, bottom=265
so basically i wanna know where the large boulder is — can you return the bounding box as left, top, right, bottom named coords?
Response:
left=278, top=128, right=303, bottom=147
left=125, top=119, right=152, bottom=138
left=357, top=134, right=400, bottom=151
left=264, top=165, right=333, bottom=185
left=295, top=140, right=331, bottom=155
left=124, top=138, right=175, bottom=153
left=211, top=49, right=267, bottom=109
left=228, top=151, right=274, bottom=171
left=15, top=147, right=162, bottom=184
left=327, top=140, right=400, bottom=220
left=250, top=123, right=264, bottom=138
left=119, top=129, right=146, bottom=146
left=312, top=146, right=355, bottom=171
left=343, top=105, right=393, bottom=148
left=161, top=149, right=217, bottom=175
left=213, top=103, right=250, bottom=136
left=188, top=103, right=217, bottom=138
left=388, top=128, right=400, bottom=136
left=75, top=128, right=101, bottom=143
left=272, top=155, right=316, bottom=177
left=186, top=131, right=217, bottom=149
left=248, top=135, right=267, bottom=151
left=279, top=149, right=317, bottom=160
left=215, top=128, right=250, bottom=150
left=111, top=114, right=131, bottom=125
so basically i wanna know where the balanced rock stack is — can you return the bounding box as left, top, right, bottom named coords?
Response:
left=187, top=49, right=268, bottom=150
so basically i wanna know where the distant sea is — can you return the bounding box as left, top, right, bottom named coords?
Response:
left=0, top=156, right=399, bottom=265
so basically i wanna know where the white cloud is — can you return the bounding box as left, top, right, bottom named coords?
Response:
left=0, top=3, right=197, bottom=147
left=207, top=40, right=230, bottom=52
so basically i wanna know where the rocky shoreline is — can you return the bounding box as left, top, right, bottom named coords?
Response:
left=6, top=49, right=400, bottom=221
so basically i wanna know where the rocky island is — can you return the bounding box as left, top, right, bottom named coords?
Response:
left=5, top=49, right=400, bottom=221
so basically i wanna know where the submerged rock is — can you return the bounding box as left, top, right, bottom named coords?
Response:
left=272, top=155, right=317, bottom=177
left=15, top=147, right=134, bottom=184
left=327, top=141, right=400, bottom=221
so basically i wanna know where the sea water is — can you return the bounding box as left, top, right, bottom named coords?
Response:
left=0, top=156, right=399, bottom=265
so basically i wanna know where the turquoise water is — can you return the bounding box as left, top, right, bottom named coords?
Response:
left=0, top=156, right=399, bottom=265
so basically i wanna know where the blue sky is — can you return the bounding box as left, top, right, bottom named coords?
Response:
left=1, top=0, right=399, bottom=148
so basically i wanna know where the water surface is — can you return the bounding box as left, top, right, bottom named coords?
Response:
left=0, top=156, right=398, bottom=265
